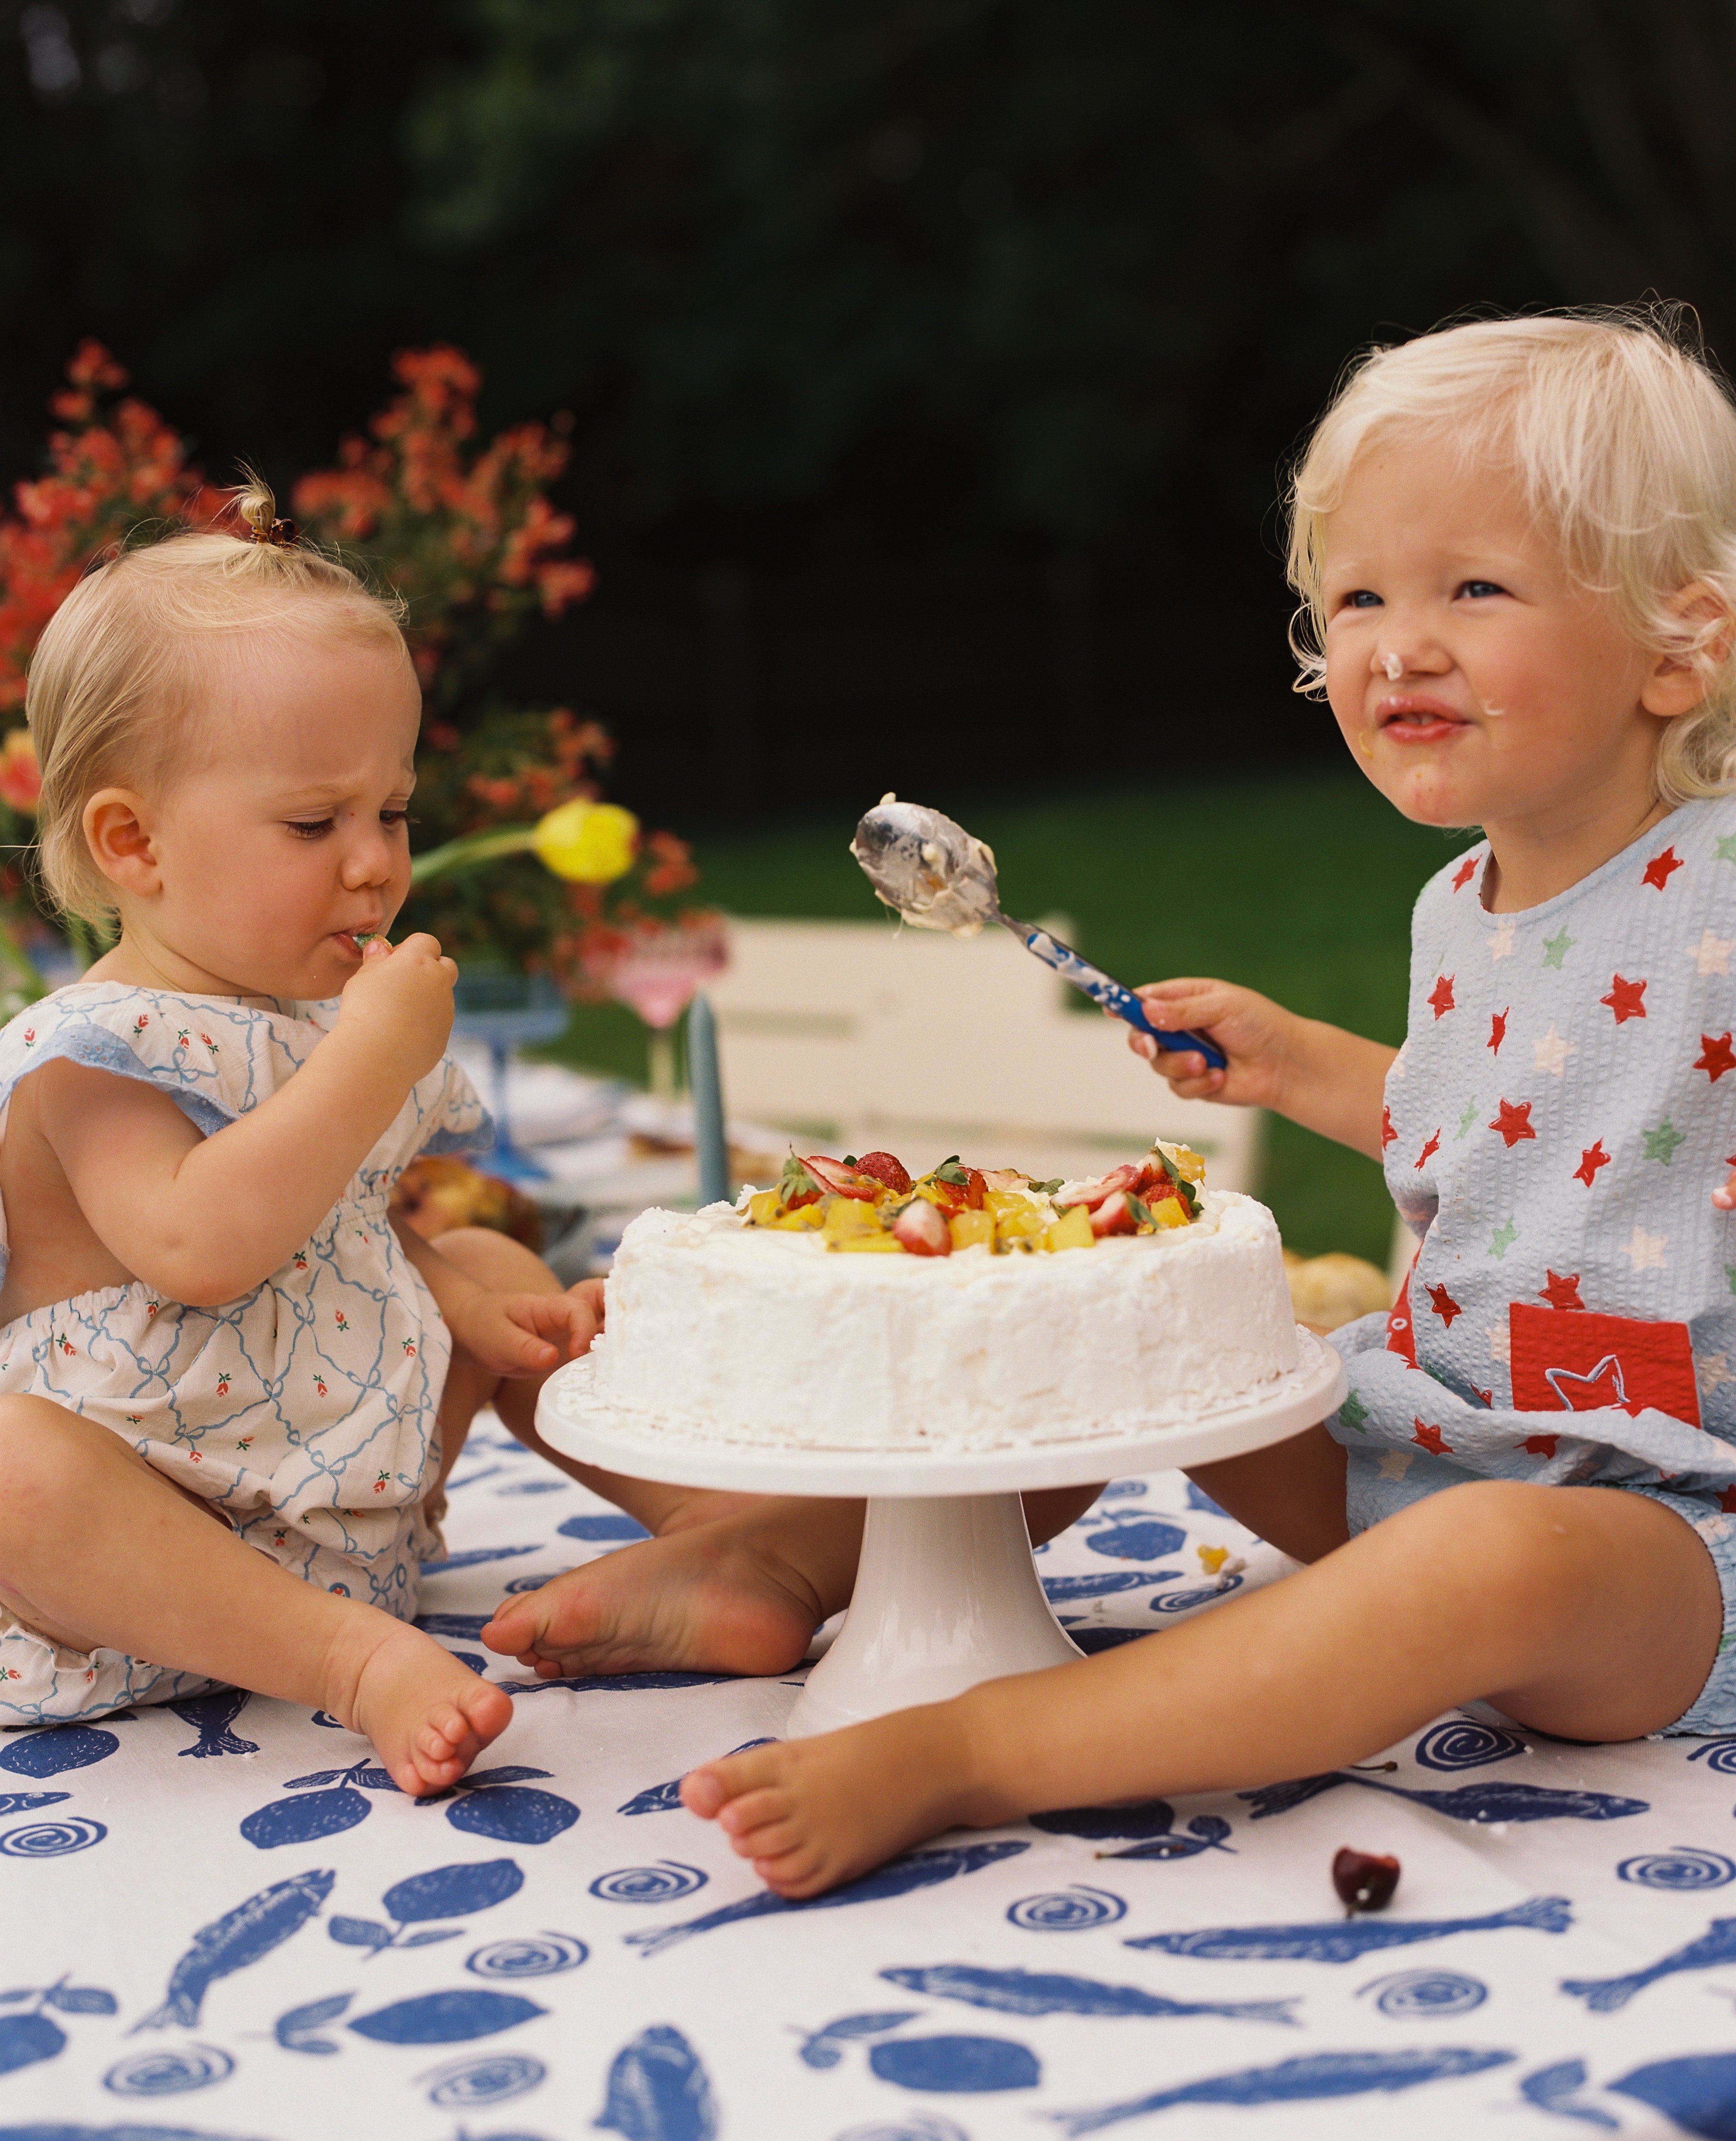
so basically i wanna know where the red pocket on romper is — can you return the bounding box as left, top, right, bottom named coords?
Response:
left=1508, top=1302, right=1701, bottom=1428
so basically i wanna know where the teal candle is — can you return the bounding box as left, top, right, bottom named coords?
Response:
left=688, top=994, right=730, bottom=1207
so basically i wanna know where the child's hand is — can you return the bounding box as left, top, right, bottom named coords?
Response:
left=1126, top=977, right=1298, bottom=1109
left=1715, top=1169, right=1736, bottom=1213
left=336, top=934, right=458, bottom=1083
left=451, top=1279, right=604, bottom=1379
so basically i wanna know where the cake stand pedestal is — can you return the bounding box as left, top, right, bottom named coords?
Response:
left=536, top=1329, right=1345, bottom=1738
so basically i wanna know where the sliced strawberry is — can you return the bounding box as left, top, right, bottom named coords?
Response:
left=1090, top=1190, right=1140, bottom=1236
left=892, top=1199, right=951, bottom=1256
left=803, top=1155, right=881, bottom=1202
left=962, top=1167, right=987, bottom=1210
left=854, top=1150, right=913, bottom=1194
left=1059, top=1162, right=1141, bottom=1212
left=981, top=1167, right=1030, bottom=1194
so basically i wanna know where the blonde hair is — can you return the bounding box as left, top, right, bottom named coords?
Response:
left=1285, top=306, right=1736, bottom=809
left=25, top=478, right=411, bottom=922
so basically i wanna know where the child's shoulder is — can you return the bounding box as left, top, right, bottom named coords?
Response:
left=1411, top=839, right=1491, bottom=924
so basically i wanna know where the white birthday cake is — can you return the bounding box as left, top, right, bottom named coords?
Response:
left=586, top=1144, right=1300, bottom=1452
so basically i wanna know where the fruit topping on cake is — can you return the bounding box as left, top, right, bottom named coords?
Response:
left=739, top=1139, right=1206, bottom=1255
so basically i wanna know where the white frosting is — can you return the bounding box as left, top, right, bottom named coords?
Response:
left=589, top=1190, right=1300, bottom=1452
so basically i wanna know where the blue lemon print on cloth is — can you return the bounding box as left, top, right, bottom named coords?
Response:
left=868, top=2034, right=1041, bottom=2093
left=467, top=1933, right=588, bottom=1980
left=239, top=1759, right=400, bottom=1848
left=1612, top=2051, right=1736, bottom=2137
left=597, top=2022, right=717, bottom=2141
left=0, top=1982, right=117, bottom=2077
left=1084, top=1518, right=1187, bottom=1562
left=591, top=1862, right=708, bottom=1904
left=793, top=2013, right=921, bottom=2070
left=422, top=1767, right=580, bottom=1845
left=1008, top=1886, right=1128, bottom=1931
left=103, top=2041, right=235, bottom=2095
left=0, top=1725, right=120, bottom=1778
left=422, top=2049, right=547, bottom=2107
left=348, top=1989, right=547, bottom=2045
left=559, top=1512, right=652, bottom=1542
left=1413, top=1719, right=1526, bottom=1771
left=330, top=1858, right=525, bottom=1956
left=1358, top=1969, right=1489, bottom=2019
left=0, top=1815, right=106, bottom=1859
left=1618, top=1847, right=1736, bottom=1891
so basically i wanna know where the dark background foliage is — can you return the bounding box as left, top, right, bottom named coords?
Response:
left=2, top=0, right=1731, bottom=816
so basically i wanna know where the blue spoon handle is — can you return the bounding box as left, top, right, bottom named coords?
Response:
left=1011, top=921, right=1228, bottom=1071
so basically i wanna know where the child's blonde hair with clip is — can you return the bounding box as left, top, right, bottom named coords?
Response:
left=1285, top=305, right=1736, bottom=809
left=24, top=474, right=411, bottom=924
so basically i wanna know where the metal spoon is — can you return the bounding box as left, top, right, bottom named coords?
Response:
left=850, top=796, right=1227, bottom=1070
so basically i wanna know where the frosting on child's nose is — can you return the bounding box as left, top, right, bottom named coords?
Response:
left=1382, top=651, right=1404, bottom=681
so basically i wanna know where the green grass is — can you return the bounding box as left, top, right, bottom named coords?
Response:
left=546, top=767, right=1477, bottom=1263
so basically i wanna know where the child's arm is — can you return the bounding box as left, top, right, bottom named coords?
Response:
left=391, top=1217, right=602, bottom=1376
left=32, top=935, right=460, bottom=1305
left=1127, top=977, right=1395, bottom=1162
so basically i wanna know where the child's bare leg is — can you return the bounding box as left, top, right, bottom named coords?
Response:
left=0, top=1396, right=511, bottom=1796
left=1186, top=1421, right=1351, bottom=1564
left=683, top=1478, right=1721, bottom=1896
left=432, top=1226, right=1101, bottom=1676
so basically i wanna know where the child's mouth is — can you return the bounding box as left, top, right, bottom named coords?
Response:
left=1376, top=696, right=1471, bottom=745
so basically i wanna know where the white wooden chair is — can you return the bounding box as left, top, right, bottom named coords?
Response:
left=706, top=917, right=1264, bottom=1194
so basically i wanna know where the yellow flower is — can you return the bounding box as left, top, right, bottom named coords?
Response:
left=531, top=799, right=639, bottom=883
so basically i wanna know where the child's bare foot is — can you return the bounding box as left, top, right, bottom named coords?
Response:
left=681, top=1704, right=976, bottom=1896
left=328, top=1618, right=514, bottom=1796
left=481, top=1499, right=855, bottom=1679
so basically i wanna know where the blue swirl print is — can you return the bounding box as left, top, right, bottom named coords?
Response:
left=0, top=1815, right=106, bottom=1858
left=1688, top=1738, right=1736, bottom=1775
left=422, top=2050, right=548, bottom=2106
left=103, top=2042, right=235, bottom=2095
left=590, top=1862, right=710, bottom=1904
left=1358, top=1969, right=1488, bottom=2018
left=466, top=1932, right=589, bottom=1979
left=1618, top=1846, right=1736, bottom=1891
left=1006, top=1887, right=1128, bottom=1932
left=1412, top=1720, right=1526, bottom=1771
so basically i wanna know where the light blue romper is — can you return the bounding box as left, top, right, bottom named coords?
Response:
left=0, top=984, right=487, bottom=1725
left=1329, top=799, right=1736, bottom=1732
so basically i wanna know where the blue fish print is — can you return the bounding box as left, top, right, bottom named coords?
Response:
left=169, top=1688, right=258, bottom=1760
left=626, top=1841, right=1030, bottom=1957
left=870, top=2035, right=1040, bottom=2092
left=882, top=1964, right=1297, bottom=2025
left=0, top=1796, right=68, bottom=1819
left=1041, top=1571, right=1180, bottom=1603
left=618, top=1742, right=775, bottom=1816
left=559, top=1512, right=653, bottom=1542
left=348, top=1987, right=546, bottom=2045
left=1239, top=1771, right=1646, bottom=1825
left=1084, top=1519, right=1187, bottom=1563
left=134, top=1868, right=335, bottom=2029
left=1560, top=1916, right=1736, bottom=2012
left=1611, top=2050, right=1736, bottom=2137
left=598, top=2022, right=718, bottom=2141
left=1049, top=2047, right=1516, bottom=2133
left=795, top=2010, right=922, bottom=2069
left=0, top=1726, right=118, bottom=1779
left=1125, top=1895, right=1571, bottom=1964
left=419, top=1544, right=542, bottom=1574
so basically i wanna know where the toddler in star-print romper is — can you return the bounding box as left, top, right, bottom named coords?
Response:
left=664, top=310, right=1736, bottom=1905
left=0, top=478, right=764, bottom=1802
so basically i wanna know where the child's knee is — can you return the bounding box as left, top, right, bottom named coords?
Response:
left=1386, top=1479, right=1593, bottom=1613
left=0, top=1399, right=108, bottom=1529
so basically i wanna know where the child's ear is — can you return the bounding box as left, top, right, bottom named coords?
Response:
left=1642, top=580, right=1735, bottom=719
left=83, top=789, right=160, bottom=897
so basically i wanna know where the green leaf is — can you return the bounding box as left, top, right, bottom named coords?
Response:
left=1028, top=1177, right=1065, bottom=1195
left=1126, top=1194, right=1153, bottom=1226
left=931, top=1155, right=970, bottom=1187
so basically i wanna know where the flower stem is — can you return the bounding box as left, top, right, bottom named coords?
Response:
left=407, top=825, right=537, bottom=886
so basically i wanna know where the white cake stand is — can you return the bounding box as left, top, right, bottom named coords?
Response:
left=536, top=1328, right=1345, bottom=1737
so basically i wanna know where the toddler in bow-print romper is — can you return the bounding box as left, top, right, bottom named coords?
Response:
left=660, top=311, right=1736, bottom=1902
left=0, top=482, right=779, bottom=1798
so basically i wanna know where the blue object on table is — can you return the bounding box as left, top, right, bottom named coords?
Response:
left=1007, top=921, right=1227, bottom=1070
left=688, top=994, right=730, bottom=1208
left=451, top=970, right=570, bottom=1184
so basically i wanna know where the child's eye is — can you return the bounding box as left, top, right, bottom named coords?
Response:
left=286, top=819, right=334, bottom=840
left=1458, top=579, right=1506, bottom=600
left=1343, top=590, right=1382, bottom=610
left=380, top=809, right=413, bottom=829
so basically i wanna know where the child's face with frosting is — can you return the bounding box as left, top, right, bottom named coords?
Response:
left=1320, top=431, right=1696, bottom=841
left=90, top=630, right=422, bottom=1001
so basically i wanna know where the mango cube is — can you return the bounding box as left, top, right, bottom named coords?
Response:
left=948, top=1209, right=995, bottom=1252
left=1147, top=1196, right=1189, bottom=1229
left=835, top=1231, right=906, bottom=1252
left=823, top=1197, right=882, bottom=1242
left=746, top=1190, right=782, bottom=1227
left=1041, top=1204, right=1096, bottom=1253
left=765, top=1201, right=826, bottom=1231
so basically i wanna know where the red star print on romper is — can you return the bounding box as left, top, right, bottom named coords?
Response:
left=1538, top=1270, right=1585, bottom=1310
left=1488, top=1009, right=1509, bottom=1056
left=1415, top=1129, right=1442, bottom=1171
left=1642, top=845, right=1684, bottom=890
left=1697, top=1033, right=1736, bottom=1082
left=1452, top=854, right=1478, bottom=891
left=1412, top=1419, right=1453, bottom=1456
left=1426, top=1283, right=1462, bottom=1327
left=1489, top=1098, right=1537, bottom=1149
left=1428, top=975, right=1455, bottom=1019
left=1381, top=1104, right=1396, bottom=1150
left=1601, top=975, right=1647, bottom=1024
left=1524, top=1434, right=1560, bottom=1458
left=1574, top=1140, right=1611, bottom=1187
left=1722, top=1486, right=1736, bottom=1515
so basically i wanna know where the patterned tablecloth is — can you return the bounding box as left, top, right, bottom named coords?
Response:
left=4, top=1420, right=1736, bottom=2140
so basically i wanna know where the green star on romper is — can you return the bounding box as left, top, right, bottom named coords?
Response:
left=1489, top=1217, right=1518, bottom=1259
left=1542, top=928, right=1575, bottom=969
left=1455, top=1097, right=1479, bottom=1139
left=1717, top=834, right=1736, bottom=864
left=1642, top=1119, right=1688, bottom=1165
